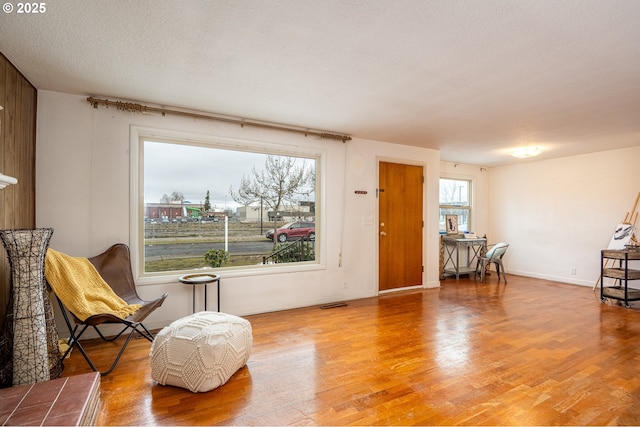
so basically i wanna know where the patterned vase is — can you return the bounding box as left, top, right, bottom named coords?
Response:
left=0, top=228, right=61, bottom=386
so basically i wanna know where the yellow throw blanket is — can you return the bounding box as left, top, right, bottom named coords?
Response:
left=45, top=248, right=141, bottom=321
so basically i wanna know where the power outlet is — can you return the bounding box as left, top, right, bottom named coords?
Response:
left=570, top=267, right=576, bottom=275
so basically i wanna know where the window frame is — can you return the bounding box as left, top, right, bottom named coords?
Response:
left=129, top=126, right=326, bottom=285
left=439, top=176, right=473, bottom=234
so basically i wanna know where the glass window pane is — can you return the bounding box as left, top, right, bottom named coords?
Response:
left=439, top=178, right=471, bottom=233
left=439, top=178, right=469, bottom=205
left=439, top=208, right=470, bottom=233
left=142, top=139, right=318, bottom=274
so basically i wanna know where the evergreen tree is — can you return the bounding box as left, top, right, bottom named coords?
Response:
left=204, top=190, right=211, bottom=212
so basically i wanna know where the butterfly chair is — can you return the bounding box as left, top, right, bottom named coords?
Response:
left=474, top=242, right=509, bottom=283
left=53, top=244, right=167, bottom=375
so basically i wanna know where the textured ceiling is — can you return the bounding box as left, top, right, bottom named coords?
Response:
left=1, top=0, right=639, bottom=166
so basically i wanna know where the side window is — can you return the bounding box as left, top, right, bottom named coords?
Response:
left=439, top=178, right=471, bottom=234
left=137, top=135, right=320, bottom=275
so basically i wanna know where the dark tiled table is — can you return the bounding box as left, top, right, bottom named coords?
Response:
left=0, top=372, right=100, bottom=426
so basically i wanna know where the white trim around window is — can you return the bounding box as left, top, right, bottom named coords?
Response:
left=129, top=125, right=327, bottom=285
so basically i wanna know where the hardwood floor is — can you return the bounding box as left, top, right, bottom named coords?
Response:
left=60, top=275, right=640, bottom=425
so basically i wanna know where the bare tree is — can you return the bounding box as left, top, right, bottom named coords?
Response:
left=160, top=191, right=185, bottom=204
left=229, top=155, right=313, bottom=247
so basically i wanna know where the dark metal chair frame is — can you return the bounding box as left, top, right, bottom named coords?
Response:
left=54, top=243, right=167, bottom=376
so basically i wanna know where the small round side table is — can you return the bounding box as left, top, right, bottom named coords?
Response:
left=178, top=273, right=221, bottom=313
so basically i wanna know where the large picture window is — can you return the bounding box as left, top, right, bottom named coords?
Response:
left=132, top=129, right=321, bottom=276
left=439, top=178, right=471, bottom=234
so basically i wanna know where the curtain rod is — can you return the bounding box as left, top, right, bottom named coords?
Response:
left=86, top=97, right=351, bottom=143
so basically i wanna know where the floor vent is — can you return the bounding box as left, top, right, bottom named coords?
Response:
left=319, top=302, right=347, bottom=309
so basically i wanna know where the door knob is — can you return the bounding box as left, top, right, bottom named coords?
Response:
left=380, top=231, right=387, bottom=236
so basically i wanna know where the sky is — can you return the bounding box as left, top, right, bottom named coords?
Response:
left=143, top=140, right=315, bottom=211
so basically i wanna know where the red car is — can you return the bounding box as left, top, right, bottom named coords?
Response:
left=266, top=221, right=315, bottom=242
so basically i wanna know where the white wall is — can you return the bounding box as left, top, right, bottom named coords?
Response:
left=488, top=146, right=640, bottom=286
left=36, top=91, right=441, bottom=334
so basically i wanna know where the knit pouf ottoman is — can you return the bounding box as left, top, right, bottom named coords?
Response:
left=150, top=311, right=252, bottom=393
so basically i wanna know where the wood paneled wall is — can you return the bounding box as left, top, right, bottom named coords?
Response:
left=0, top=53, right=37, bottom=322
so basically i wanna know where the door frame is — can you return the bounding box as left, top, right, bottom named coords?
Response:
left=376, top=157, right=427, bottom=294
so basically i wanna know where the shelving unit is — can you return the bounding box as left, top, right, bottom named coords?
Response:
left=600, top=248, right=640, bottom=307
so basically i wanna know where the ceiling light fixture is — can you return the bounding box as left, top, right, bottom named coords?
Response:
left=511, top=146, right=542, bottom=158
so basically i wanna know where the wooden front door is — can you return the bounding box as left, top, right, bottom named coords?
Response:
left=378, top=162, right=423, bottom=292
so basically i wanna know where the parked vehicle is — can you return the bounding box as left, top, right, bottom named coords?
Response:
left=266, top=221, right=315, bottom=243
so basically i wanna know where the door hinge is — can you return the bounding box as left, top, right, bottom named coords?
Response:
left=422, top=176, right=425, bottom=183
left=422, top=265, right=424, bottom=272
